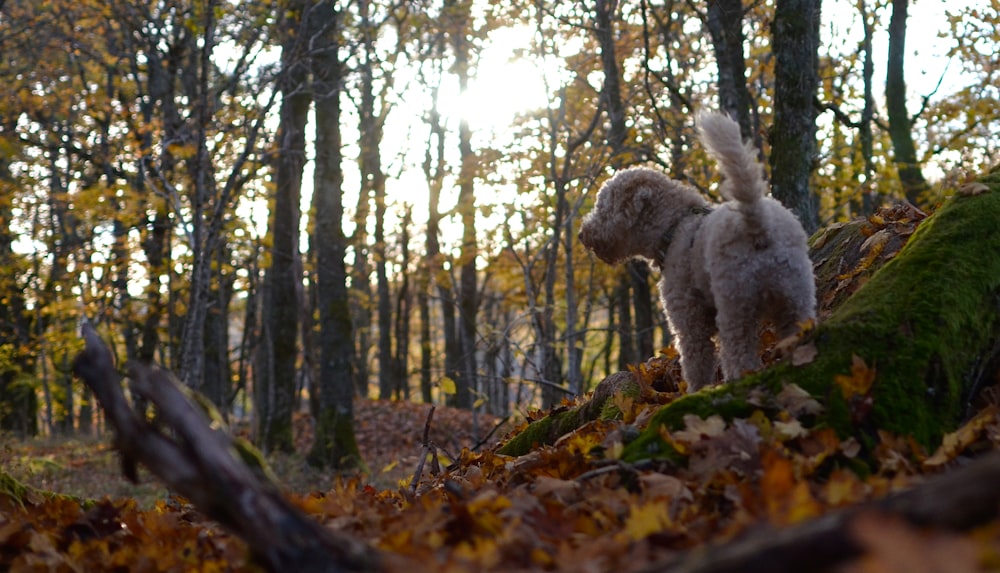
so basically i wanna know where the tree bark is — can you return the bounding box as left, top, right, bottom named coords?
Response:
left=770, top=0, right=821, bottom=232
left=885, top=0, right=929, bottom=205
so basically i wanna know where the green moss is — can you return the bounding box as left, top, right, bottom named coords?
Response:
left=496, top=409, right=579, bottom=457
left=0, top=468, right=82, bottom=508
left=623, top=179, right=1000, bottom=463
left=308, top=409, right=367, bottom=473
left=497, top=373, right=641, bottom=457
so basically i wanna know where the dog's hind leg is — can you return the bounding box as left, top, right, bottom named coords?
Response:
left=670, top=306, right=718, bottom=392
left=715, top=296, right=764, bottom=381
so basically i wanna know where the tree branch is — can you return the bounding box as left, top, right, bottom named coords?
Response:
left=72, top=321, right=381, bottom=573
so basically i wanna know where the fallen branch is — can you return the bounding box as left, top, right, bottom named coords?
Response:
left=409, top=406, right=437, bottom=495
left=643, top=452, right=1000, bottom=573
left=72, top=321, right=381, bottom=573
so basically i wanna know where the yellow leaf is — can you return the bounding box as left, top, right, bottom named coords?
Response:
left=620, top=502, right=672, bottom=542
left=761, top=448, right=821, bottom=524
left=834, top=355, right=876, bottom=398
left=439, top=376, right=456, bottom=395
left=924, top=406, right=999, bottom=468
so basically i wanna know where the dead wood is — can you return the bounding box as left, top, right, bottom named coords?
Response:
left=72, top=321, right=381, bottom=573
left=643, top=452, right=1000, bottom=573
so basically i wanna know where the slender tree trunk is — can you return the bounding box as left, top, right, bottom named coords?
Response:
left=259, top=2, right=309, bottom=452
left=177, top=7, right=219, bottom=389
left=858, top=0, right=879, bottom=215
left=356, top=0, right=386, bottom=401
left=616, top=282, right=636, bottom=370
left=394, top=207, right=413, bottom=400
left=770, top=0, right=822, bottom=232
left=309, top=1, right=363, bottom=471
left=203, top=243, right=234, bottom=409
left=595, top=0, right=655, bottom=365
left=358, top=35, right=394, bottom=401
left=885, top=0, right=928, bottom=205
left=450, top=0, right=477, bottom=410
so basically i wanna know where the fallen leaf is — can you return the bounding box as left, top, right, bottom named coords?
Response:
left=791, top=343, right=818, bottom=366
left=923, top=406, right=999, bottom=468
left=957, top=182, right=989, bottom=197
left=777, top=383, right=824, bottom=416
left=835, top=355, right=877, bottom=399
left=674, top=415, right=726, bottom=444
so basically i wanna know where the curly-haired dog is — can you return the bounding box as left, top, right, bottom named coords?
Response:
left=579, top=112, right=816, bottom=392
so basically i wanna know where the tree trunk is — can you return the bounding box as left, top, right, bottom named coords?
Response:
left=203, top=242, right=234, bottom=409
left=448, top=0, right=477, bottom=411
left=705, top=0, right=756, bottom=142
left=500, top=176, right=1000, bottom=458
left=595, top=0, right=656, bottom=368
left=259, top=2, right=310, bottom=453
left=885, top=0, right=929, bottom=205
left=418, top=39, right=458, bottom=405
left=394, top=207, right=413, bottom=400
left=770, top=0, right=821, bottom=233
left=309, top=2, right=363, bottom=471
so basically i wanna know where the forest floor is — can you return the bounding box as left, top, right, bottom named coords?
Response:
left=2, top=398, right=506, bottom=507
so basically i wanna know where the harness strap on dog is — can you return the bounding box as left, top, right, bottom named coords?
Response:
left=658, top=205, right=713, bottom=256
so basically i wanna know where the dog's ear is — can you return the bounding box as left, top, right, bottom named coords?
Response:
left=628, top=183, right=659, bottom=221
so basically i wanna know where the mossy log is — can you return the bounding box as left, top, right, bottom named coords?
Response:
left=499, top=174, right=1000, bottom=463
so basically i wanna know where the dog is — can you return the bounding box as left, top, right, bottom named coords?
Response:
left=579, top=111, right=816, bottom=391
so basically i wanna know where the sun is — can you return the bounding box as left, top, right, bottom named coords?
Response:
left=439, top=26, right=553, bottom=133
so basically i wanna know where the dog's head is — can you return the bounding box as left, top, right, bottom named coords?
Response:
left=579, top=167, right=706, bottom=265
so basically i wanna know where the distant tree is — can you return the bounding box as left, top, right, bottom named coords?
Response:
left=593, top=0, right=655, bottom=369
left=309, top=0, right=364, bottom=471
left=446, top=0, right=478, bottom=411
left=416, top=39, right=456, bottom=405
left=259, top=0, right=310, bottom=453
left=0, top=142, right=37, bottom=436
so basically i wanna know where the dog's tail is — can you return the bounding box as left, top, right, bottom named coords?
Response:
left=697, top=111, right=767, bottom=205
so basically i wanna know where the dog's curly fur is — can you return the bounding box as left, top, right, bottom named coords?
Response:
left=579, top=112, right=816, bottom=391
